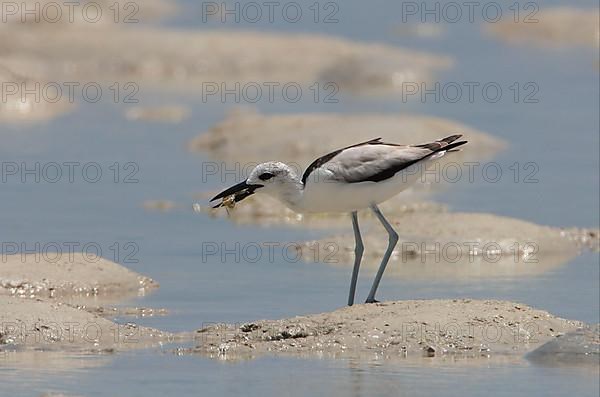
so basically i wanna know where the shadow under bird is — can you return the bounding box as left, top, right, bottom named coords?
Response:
left=210, top=135, right=467, bottom=305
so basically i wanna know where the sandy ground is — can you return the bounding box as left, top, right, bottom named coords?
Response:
left=298, top=211, right=589, bottom=279
left=189, top=109, right=504, bottom=167
left=187, top=299, right=586, bottom=362
left=0, top=296, right=173, bottom=351
left=1, top=256, right=595, bottom=368
left=1, top=0, right=450, bottom=123
left=1, top=19, right=450, bottom=99
left=0, top=254, right=172, bottom=370
left=142, top=200, right=180, bottom=212
left=486, top=7, right=600, bottom=49
left=0, top=253, right=157, bottom=301
left=125, top=105, right=190, bottom=123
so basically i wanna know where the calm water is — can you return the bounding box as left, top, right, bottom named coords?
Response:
left=1, top=0, right=598, bottom=395
left=1, top=351, right=599, bottom=397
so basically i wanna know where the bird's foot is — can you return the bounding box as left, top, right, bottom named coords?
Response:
left=365, top=298, right=379, bottom=304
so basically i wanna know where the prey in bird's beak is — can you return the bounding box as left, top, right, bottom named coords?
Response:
left=209, top=180, right=264, bottom=209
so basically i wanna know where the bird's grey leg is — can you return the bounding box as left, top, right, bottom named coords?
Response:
left=365, top=204, right=398, bottom=303
left=347, top=211, right=363, bottom=306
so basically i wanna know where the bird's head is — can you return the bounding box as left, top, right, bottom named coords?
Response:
left=247, top=161, right=298, bottom=189
left=210, top=162, right=300, bottom=208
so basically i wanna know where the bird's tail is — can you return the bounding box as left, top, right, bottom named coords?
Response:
left=415, top=134, right=467, bottom=153
left=438, top=134, right=462, bottom=144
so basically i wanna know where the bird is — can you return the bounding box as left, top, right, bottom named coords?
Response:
left=210, top=135, right=467, bottom=306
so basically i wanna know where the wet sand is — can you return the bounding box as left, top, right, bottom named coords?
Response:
left=1, top=25, right=451, bottom=96
left=486, top=7, right=600, bottom=49
left=0, top=253, right=595, bottom=368
left=188, top=299, right=586, bottom=362
left=194, top=193, right=594, bottom=278
left=0, top=296, right=173, bottom=351
left=0, top=253, right=157, bottom=301
left=299, top=211, right=587, bottom=279
left=189, top=109, right=504, bottom=167
left=0, top=254, right=172, bottom=371
left=125, top=106, right=190, bottom=123
left=0, top=254, right=169, bottom=351
left=1, top=1, right=451, bottom=125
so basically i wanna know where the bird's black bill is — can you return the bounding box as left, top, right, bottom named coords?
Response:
left=209, top=180, right=263, bottom=208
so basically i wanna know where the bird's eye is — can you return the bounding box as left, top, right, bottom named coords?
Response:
left=258, top=172, right=275, bottom=181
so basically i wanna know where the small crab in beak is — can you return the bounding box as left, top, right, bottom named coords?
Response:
left=209, top=180, right=264, bottom=210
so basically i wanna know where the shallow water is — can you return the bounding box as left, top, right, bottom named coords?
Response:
left=2, top=349, right=600, bottom=397
left=1, top=0, right=599, bottom=395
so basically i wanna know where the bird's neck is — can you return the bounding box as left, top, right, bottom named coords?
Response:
left=271, top=177, right=305, bottom=212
